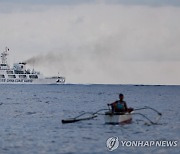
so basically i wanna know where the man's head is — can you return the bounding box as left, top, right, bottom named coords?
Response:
left=119, top=93, right=124, bottom=100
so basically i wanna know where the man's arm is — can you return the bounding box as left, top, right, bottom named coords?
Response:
left=108, top=101, right=117, bottom=106
left=124, top=101, right=128, bottom=111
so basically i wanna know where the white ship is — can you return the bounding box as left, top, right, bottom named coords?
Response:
left=0, top=47, right=65, bottom=84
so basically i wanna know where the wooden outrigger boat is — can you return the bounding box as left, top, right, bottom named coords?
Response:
left=61, top=106, right=162, bottom=125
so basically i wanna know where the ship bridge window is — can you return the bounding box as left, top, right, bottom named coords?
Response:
left=14, top=70, right=24, bottom=74
left=19, top=75, right=27, bottom=79
left=6, top=71, right=13, bottom=74
left=29, top=75, right=38, bottom=79
left=0, top=74, right=5, bottom=78
left=8, top=75, right=16, bottom=78
left=0, top=64, right=7, bottom=66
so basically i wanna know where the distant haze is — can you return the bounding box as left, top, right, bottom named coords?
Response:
left=0, top=0, right=180, bottom=84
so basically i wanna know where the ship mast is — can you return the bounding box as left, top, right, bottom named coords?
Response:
left=1, top=47, right=9, bottom=64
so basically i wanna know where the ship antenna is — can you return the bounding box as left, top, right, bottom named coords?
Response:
left=32, top=59, right=35, bottom=74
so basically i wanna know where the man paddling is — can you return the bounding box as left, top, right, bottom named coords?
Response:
left=108, top=93, right=133, bottom=113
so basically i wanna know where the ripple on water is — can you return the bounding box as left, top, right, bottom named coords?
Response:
left=25, top=112, right=37, bottom=115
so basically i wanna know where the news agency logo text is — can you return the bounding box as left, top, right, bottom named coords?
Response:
left=106, top=137, right=178, bottom=151
left=120, top=140, right=178, bottom=147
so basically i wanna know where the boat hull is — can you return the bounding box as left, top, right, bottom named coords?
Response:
left=104, top=112, right=132, bottom=124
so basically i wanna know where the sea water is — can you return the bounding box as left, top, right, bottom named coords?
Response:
left=0, top=84, right=179, bottom=154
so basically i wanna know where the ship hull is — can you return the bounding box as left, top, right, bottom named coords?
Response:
left=0, top=78, right=65, bottom=84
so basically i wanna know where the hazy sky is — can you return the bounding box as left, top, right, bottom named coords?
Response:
left=0, top=0, right=180, bottom=84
